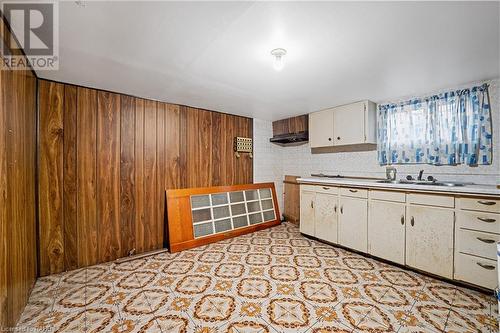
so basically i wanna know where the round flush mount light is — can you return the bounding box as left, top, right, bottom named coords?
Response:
left=270, top=48, right=287, bottom=71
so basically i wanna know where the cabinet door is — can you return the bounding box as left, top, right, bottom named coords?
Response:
left=315, top=193, right=338, bottom=243
left=333, top=101, right=366, bottom=146
left=309, top=109, right=334, bottom=148
left=368, top=201, right=405, bottom=265
left=339, top=196, right=368, bottom=252
left=406, top=206, right=454, bottom=278
left=300, top=191, right=315, bottom=236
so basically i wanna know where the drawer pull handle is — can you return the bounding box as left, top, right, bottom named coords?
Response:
left=349, top=189, right=358, bottom=193
left=476, top=262, right=496, bottom=270
left=410, top=216, right=415, bottom=227
left=478, top=200, right=496, bottom=206
left=400, top=215, right=405, bottom=225
left=477, top=217, right=496, bottom=223
left=322, top=187, right=330, bottom=190
left=477, top=237, right=496, bottom=244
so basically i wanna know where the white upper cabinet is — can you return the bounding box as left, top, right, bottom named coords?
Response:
left=309, top=100, right=376, bottom=148
left=309, top=108, right=334, bottom=148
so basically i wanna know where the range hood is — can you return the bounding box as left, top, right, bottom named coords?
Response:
left=269, top=131, right=309, bottom=146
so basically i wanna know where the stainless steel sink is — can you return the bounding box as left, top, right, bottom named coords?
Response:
left=377, top=179, right=465, bottom=187
left=423, top=182, right=465, bottom=187
left=376, top=179, right=414, bottom=184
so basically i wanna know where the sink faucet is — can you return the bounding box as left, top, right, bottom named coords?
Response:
left=417, top=170, right=424, bottom=181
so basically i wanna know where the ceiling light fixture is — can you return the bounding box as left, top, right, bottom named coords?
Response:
left=271, top=48, right=287, bottom=71
left=75, top=1, right=86, bottom=8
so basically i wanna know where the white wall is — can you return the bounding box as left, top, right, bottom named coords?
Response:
left=254, top=79, right=500, bottom=216
left=252, top=119, right=284, bottom=212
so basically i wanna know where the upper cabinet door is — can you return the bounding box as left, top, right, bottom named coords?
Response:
left=333, top=101, right=366, bottom=146
left=309, top=109, right=334, bottom=148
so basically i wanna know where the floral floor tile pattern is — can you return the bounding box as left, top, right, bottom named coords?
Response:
left=16, top=222, right=498, bottom=332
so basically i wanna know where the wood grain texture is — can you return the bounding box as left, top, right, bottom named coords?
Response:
left=166, top=183, right=280, bottom=252
left=37, top=79, right=253, bottom=275
left=283, top=175, right=300, bottom=224
left=143, top=99, right=157, bottom=251
left=63, top=85, right=78, bottom=270
left=120, top=95, right=135, bottom=257
left=0, top=18, right=37, bottom=328
left=272, top=115, right=308, bottom=136
left=156, top=102, right=166, bottom=248
left=0, top=67, right=7, bottom=329
left=38, top=80, right=65, bottom=276
left=97, top=91, right=121, bottom=262
left=76, top=87, right=98, bottom=267
left=134, top=98, right=145, bottom=253
left=165, top=104, right=181, bottom=189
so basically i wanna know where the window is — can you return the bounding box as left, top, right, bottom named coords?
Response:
left=378, top=83, right=492, bottom=166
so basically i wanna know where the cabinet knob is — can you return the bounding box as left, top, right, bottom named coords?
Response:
left=340, top=206, right=343, bottom=214
left=410, top=216, right=415, bottom=226
left=311, top=201, right=314, bottom=209
left=337, top=136, right=341, bottom=140
left=400, top=215, right=405, bottom=225
left=328, top=137, right=332, bottom=141
left=334, top=205, right=337, bottom=213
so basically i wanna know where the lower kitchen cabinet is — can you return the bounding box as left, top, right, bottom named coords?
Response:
left=315, top=192, right=339, bottom=243
left=368, top=200, right=405, bottom=265
left=299, top=182, right=499, bottom=289
left=339, top=196, right=368, bottom=252
left=406, top=206, right=454, bottom=279
left=300, top=190, right=315, bottom=236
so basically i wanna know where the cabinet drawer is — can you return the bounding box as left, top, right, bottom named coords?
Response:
left=458, top=197, right=500, bottom=214
left=408, top=193, right=454, bottom=208
left=456, top=211, right=500, bottom=234
left=315, top=185, right=339, bottom=195
left=457, top=229, right=499, bottom=260
left=301, top=185, right=318, bottom=193
left=454, top=253, right=497, bottom=289
left=340, top=187, right=368, bottom=199
left=370, top=190, right=405, bottom=203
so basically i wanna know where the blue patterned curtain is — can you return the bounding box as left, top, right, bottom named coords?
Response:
left=378, top=83, right=492, bottom=166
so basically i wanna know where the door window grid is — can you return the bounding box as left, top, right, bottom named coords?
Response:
left=191, top=188, right=275, bottom=238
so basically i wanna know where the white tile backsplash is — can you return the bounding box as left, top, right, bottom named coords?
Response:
left=254, top=79, right=500, bottom=213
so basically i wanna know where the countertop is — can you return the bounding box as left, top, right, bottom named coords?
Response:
left=297, top=176, right=500, bottom=197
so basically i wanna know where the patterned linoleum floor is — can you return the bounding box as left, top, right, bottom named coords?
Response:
left=17, top=222, right=498, bottom=333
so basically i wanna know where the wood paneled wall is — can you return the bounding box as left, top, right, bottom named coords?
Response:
left=0, top=21, right=37, bottom=329
left=38, top=79, right=253, bottom=276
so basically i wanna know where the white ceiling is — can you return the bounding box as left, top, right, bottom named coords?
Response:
left=37, top=1, right=499, bottom=120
